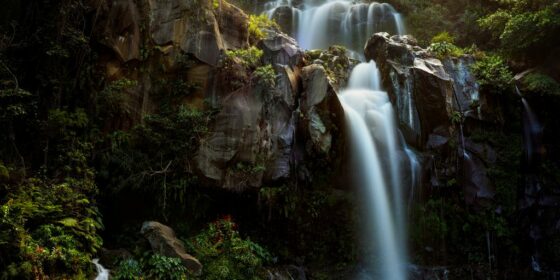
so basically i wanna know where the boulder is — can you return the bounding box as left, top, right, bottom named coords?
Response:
left=258, top=29, right=303, bottom=66
left=140, top=221, right=202, bottom=274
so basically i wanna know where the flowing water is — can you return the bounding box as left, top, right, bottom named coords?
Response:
left=93, top=259, right=109, bottom=280
left=263, top=0, right=405, bottom=51
left=261, top=0, right=409, bottom=277
left=515, top=86, right=543, bottom=166
left=340, top=61, right=407, bottom=279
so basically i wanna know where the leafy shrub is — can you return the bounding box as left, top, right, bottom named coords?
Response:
left=0, top=179, right=103, bottom=279
left=225, top=46, right=263, bottom=69
left=470, top=54, right=513, bottom=93
left=522, top=73, right=560, bottom=95
left=428, top=42, right=464, bottom=59
left=428, top=32, right=464, bottom=58
left=431, top=31, right=455, bottom=44
left=248, top=15, right=278, bottom=41
left=145, top=254, right=188, bottom=280
left=185, top=217, right=271, bottom=280
left=478, top=1, right=560, bottom=59
left=112, top=259, right=143, bottom=280
left=253, top=64, right=276, bottom=88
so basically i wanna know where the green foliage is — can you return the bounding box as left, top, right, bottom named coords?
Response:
left=0, top=179, right=103, bottom=278
left=428, top=42, right=464, bottom=59
left=97, top=78, right=138, bottom=121
left=112, top=255, right=188, bottom=280
left=478, top=1, right=560, bottom=59
left=112, top=259, right=143, bottom=280
left=248, top=15, right=278, bottom=41
left=431, top=31, right=455, bottom=44
left=522, top=72, right=560, bottom=95
left=145, top=254, right=188, bottom=280
left=428, top=32, right=464, bottom=58
left=225, top=46, right=263, bottom=69
left=98, top=103, right=213, bottom=219
left=471, top=54, right=513, bottom=93
left=449, top=111, right=463, bottom=125
left=185, top=218, right=271, bottom=280
left=253, top=64, right=276, bottom=88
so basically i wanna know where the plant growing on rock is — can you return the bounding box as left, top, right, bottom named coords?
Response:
left=253, top=64, right=276, bottom=88
left=470, top=54, right=513, bottom=93
left=428, top=32, right=464, bottom=58
left=248, top=14, right=279, bottom=41
left=225, top=46, right=263, bottom=69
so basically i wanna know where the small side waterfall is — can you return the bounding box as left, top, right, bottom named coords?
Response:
left=263, top=0, right=405, bottom=51
left=340, top=61, right=408, bottom=279
left=93, top=259, right=109, bottom=280
left=515, top=86, right=543, bottom=166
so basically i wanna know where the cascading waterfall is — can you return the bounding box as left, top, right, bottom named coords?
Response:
left=93, top=259, right=109, bottom=280
left=264, top=0, right=410, bottom=276
left=340, top=61, right=407, bottom=279
left=263, top=0, right=405, bottom=51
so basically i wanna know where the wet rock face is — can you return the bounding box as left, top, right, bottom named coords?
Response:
left=147, top=0, right=249, bottom=66
left=195, top=28, right=344, bottom=190
left=95, top=0, right=344, bottom=191
left=140, top=221, right=202, bottom=274
left=98, top=0, right=141, bottom=62
left=365, top=32, right=453, bottom=147
left=366, top=32, right=498, bottom=204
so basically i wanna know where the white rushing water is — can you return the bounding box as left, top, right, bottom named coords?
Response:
left=263, top=0, right=405, bottom=51
left=340, top=61, right=407, bottom=280
left=93, top=258, right=109, bottom=280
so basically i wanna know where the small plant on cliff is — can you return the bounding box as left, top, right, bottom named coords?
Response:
left=471, top=54, right=513, bottom=93
left=428, top=32, right=464, bottom=58
left=253, top=64, right=276, bottom=88
left=225, top=46, right=263, bottom=69
left=248, top=14, right=279, bottom=41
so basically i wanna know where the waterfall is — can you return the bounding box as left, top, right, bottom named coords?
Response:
left=340, top=61, right=407, bottom=279
left=263, top=0, right=405, bottom=51
left=515, top=86, right=543, bottom=166
left=93, top=259, right=109, bottom=280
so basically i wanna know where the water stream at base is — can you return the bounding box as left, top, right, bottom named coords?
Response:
left=340, top=61, right=408, bottom=280
left=93, top=259, right=109, bottom=280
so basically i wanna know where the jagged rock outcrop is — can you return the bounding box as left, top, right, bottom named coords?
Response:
left=95, top=0, right=345, bottom=191
left=366, top=32, right=497, bottom=203
left=141, top=221, right=202, bottom=274
left=195, top=29, right=344, bottom=190
left=300, top=64, right=345, bottom=156
left=365, top=32, right=454, bottom=147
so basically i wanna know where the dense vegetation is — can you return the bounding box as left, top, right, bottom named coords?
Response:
left=0, top=0, right=559, bottom=278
